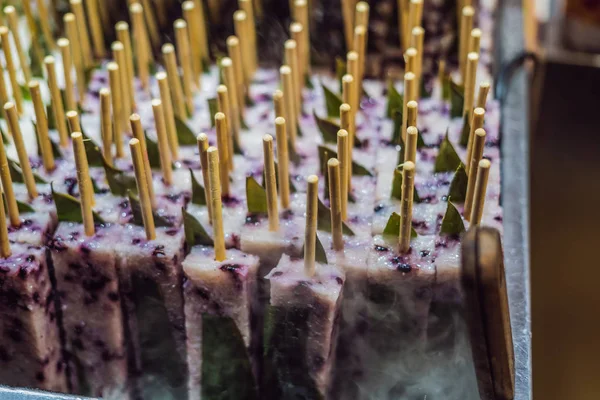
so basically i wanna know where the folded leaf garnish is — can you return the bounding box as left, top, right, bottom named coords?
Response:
left=246, top=176, right=268, bottom=214
left=434, top=130, right=462, bottom=173
left=448, top=164, right=468, bottom=202
left=459, top=114, right=471, bottom=147
left=52, top=183, right=105, bottom=224
left=313, top=110, right=362, bottom=147
left=127, top=191, right=172, bottom=227
left=103, top=158, right=137, bottom=196
left=2, top=193, right=35, bottom=214
left=183, top=208, right=213, bottom=247
left=317, top=145, right=372, bottom=176
left=207, top=98, right=218, bottom=127
left=382, top=212, right=418, bottom=238
left=440, top=200, right=466, bottom=236
left=391, top=165, right=421, bottom=203
left=392, top=111, right=425, bottom=148
left=450, top=80, right=465, bottom=119
left=1, top=126, right=8, bottom=144
left=317, top=198, right=355, bottom=236
left=304, top=73, right=315, bottom=89
left=386, top=80, right=403, bottom=119
left=190, top=169, right=206, bottom=206
left=174, top=116, right=197, bottom=145
left=144, top=131, right=162, bottom=169
left=301, top=234, right=328, bottom=265
left=81, top=132, right=104, bottom=167
left=322, top=83, right=343, bottom=119
left=8, top=159, right=47, bottom=184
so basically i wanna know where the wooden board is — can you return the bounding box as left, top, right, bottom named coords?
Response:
left=462, top=226, right=515, bottom=400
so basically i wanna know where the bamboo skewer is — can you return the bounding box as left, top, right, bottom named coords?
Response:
left=0, top=124, right=19, bottom=226
left=404, top=47, right=417, bottom=74
left=157, top=72, right=179, bottom=159
left=0, top=27, right=23, bottom=115
left=130, top=114, right=156, bottom=208
left=328, top=158, right=344, bottom=251
left=70, top=0, right=93, bottom=67
left=304, top=175, right=319, bottom=276
left=476, top=81, right=490, bottom=109
left=408, top=0, right=423, bottom=35
left=459, top=6, right=474, bottom=83
left=234, top=10, right=252, bottom=86
left=66, top=110, right=82, bottom=134
left=398, top=0, right=409, bottom=51
left=275, top=117, right=291, bottom=209
left=216, top=85, right=234, bottom=170
left=84, top=0, right=105, bottom=58
left=130, top=3, right=151, bottom=90
left=64, top=14, right=86, bottom=104
left=115, top=22, right=136, bottom=111
left=197, top=133, right=213, bottom=221
left=401, top=72, right=417, bottom=142
left=99, top=89, right=113, bottom=166
left=0, top=63, right=8, bottom=116
left=464, top=128, right=486, bottom=220
left=130, top=138, right=156, bottom=240
left=5, top=103, right=37, bottom=200
left=227, top=36, right=246, bottom=113
left=21, top=1, right=43, bottom=66
left=140, top=0, right=160, bottom=48
left=465, top=107, right=485, bottom=174
left=399, top=161, right=415, bottom=253
left=463, top=52, right=479, bottom=120
left=469, top=28, right=482, bottom=55
left=30, top=81, right=55, bottom=172
left=214, top=112, right=231, bottom=196
left=284, top=40, right=301, bottom=116
left=293, top=0, right=310, bottom=73
left=342, top=75, right=356, bottom=149
left=290, top=23, right=305, bottom=91
left=239, top=0, right=257, bottom=73
left=263, top=134, right=279, bottom=232
left=4, top=7, right=32, bottom=83
left=206, top=0, right=220, bottom=24
left=72, top=132, right=95, bottom=236
left=339, top=103, right=353, bottom=189
left=45, top=56, right=70, bottom=148
left=353, top=26, right=366, bottom=98
left=341, top=0, right=356, bottom=51
left=207, top=146, right=226, bottom=261
left=193, top=0, right=210, bottom=68
left=0, top=188, right=10, bottom=257
left=337, top=129, right=349, bottom=221
left=151, top=99, right=173, bottom=186
left=355, top=2, right=370, bottom=30
left=405, top=126, right=418, bottom=164
left=182, top=1, right=201, bottom=81
left=36, top=0, right=56, bottom=49
left=107, top=62, right=124, bottom=158
left=58, top=39, right=77, bottom=112
left=162, top=44, right=187, bottom=120
left=273, top=90, right=285, bottom=119
left=174, top=19, right=195, bottom=112
left=470, top=159, right=490, bottom=225
left=221, top=58, right=241, bottom=147
left=407, top=100, right=418, bottom=130
left=347, top=51, right=359, bottom=115
left=112, top=42, right=132, bottom=120
left=411, top=26, right=424, bottom=87
left=280, top=65, right=298, bottom=149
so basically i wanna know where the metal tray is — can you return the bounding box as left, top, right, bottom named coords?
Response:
left=0, top=1, right=532, bottom=398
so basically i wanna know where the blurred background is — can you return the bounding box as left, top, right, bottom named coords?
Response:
left=529, top=0, right=600, bottom=399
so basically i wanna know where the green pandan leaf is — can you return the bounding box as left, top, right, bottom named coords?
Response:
left=382, top=212, right=418, bottom=238
left=440, top=200, right=466, bottom=236
left=448, top=164, right=468, bottom=202
left=174, top=116, right=197, bottom=145
left=390, top=165, right=421, bottom=203
left=82, top=136, right=104, bottom=167
left=245, top=93, right=255, bottom=107
left=127, top=191, right=172, bottom=227
left=322, top=83, right=343, bottom=119
left=91, top=177, right=105, bottom=194
left=386, top=80, right=403, bottom=119
left=19, top=85, right=32, bottom=100
left=241, top=116, right=250, bottom=131
left=207, top=98, right=218, bottom=127
left=297, top=123, right=304, bottom=137
left=391, top=108, right=403, bottom=145
left=317, top=145, right=372, bottom=177
left=304, top=73, right=315, bottom=90
left=17, top=199, right=35, bottom=213
left=202, top=313, right=258, bottom=399
left=202, top=57, right=211, bottom=73
left=263, top=305, right=325, bottom=400
left=442, top=73, right=451, bottom=101
left=313, top=110, right=362, bottom=147
left=246, top=176, right=268, bottom=214
left=33, top=121, right=62, bottom=159
left=434, top=131, right=462, bottom=173
left=315, top=234, right=328, bottom=264
left=1, top=126, right=9, bottom=144
left=144, top=131, right=162, bottom=169
left=335, top=57, right=346, bottom=92
left=183, top=208, right=213, bottom=247
left=51, top=183, right=105, bottom=224
left=459, top=114, right=471, bottom=147
left=103, top=159, right=137, bottom=196
left=450, top=80, right=465, bottom=119
left=46, top=103, right=56, bottom=130
left=317, top=198, right=355, bottom=236
left=190, top=169, right=206, bottom=206
left=8, top=159, right=47, bottom=184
